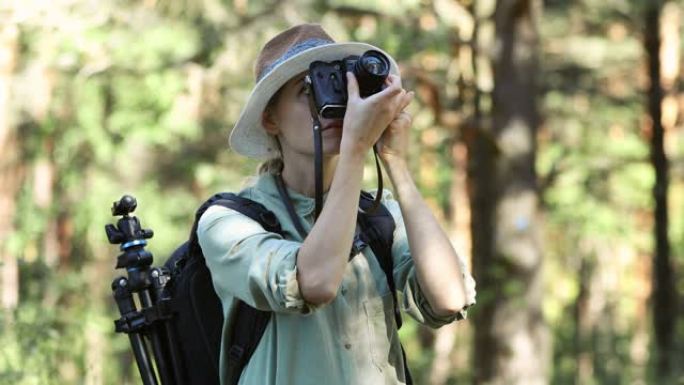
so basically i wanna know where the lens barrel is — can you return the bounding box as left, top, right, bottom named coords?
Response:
left=353, top=50, right=390, bottom=96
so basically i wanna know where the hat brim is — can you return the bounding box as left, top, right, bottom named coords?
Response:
left=229, top=42, right=401, bottom=159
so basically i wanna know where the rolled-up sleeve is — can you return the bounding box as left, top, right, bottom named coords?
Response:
left=197, top=205, right=315, bottom=314
left=380, top=191, right=477, bottom=328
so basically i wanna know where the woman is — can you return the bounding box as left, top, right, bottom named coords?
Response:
left=198, top=23, right=476, bottom=385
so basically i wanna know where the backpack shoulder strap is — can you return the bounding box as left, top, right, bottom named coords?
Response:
left=188, top=193, right=283, bottom=256
left=188, top=193, right=283, bottom=385
left=358, top=191, right=414, bottom=384
left=357, top=191, right=401, bottom=328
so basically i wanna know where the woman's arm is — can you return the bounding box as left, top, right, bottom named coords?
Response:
left=296, top=73, right=410, bottom=306
left=385, top=160, right=470, bottom=317
left=295, top=150, right=365, bottom=305
left=376, top=95, right=472, bottom=317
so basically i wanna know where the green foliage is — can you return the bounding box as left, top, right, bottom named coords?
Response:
left=3, top=0, right=683, bottom=384
left=539, top=1, right=684, bottom=384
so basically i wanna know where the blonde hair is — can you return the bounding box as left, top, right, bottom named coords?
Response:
left=257, top=87, right=285, bottom=176
left=257, top=156, right=284, bottom=175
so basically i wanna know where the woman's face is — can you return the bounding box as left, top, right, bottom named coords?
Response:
left=262, top=71, right=344, bottom=157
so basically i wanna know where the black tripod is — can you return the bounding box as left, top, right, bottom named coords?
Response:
left=105, top=195, right=185, bottom=385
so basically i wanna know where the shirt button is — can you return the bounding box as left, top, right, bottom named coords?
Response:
left=344, top=343, right=352, bottom=350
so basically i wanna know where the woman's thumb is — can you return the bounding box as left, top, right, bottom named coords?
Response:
left=346, top=72, right=359, bottom=99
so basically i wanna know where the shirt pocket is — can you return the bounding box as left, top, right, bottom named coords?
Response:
left=363, top=292, right=395, bottom=371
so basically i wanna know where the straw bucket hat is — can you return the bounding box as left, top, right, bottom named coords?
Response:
left=229, top=23, right=400, bottom=159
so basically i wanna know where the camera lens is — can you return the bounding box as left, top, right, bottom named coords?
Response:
left=354, top=50, right=390, bottom=96
left=360, top=55, right=387, bottom=76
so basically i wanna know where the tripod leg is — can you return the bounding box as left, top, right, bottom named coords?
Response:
left=139, top=290, right=175, bottom=385
left=149, top=268, right=186, bottom=385
left=112, top=277, right=159, bottom=385
left=130, top=333, right=159, bottom=385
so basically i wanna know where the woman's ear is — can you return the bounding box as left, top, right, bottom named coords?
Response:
left=262, top=108, right=279, bottom=135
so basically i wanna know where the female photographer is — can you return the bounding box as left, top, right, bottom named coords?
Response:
left=197, top=23, right=476, bottom=385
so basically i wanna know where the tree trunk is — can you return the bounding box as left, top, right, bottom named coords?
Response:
left=659, top=1, right=680, bottom=148
left=644, top=0, right=677, bottom=378
left=0, top=23, right=22, bottom=313
left=469, top=1, right=549, bottom=384
left=573, top=255, right=594, bottom=385
left=629, top=250, right=652, bottom=385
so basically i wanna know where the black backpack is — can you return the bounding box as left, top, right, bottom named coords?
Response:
left=162, top=191, right=411, bottom=385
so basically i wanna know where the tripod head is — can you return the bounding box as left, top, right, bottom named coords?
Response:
left=106, top=195, right=183, bottom=385
left=105, top=195, right=155, bottom=289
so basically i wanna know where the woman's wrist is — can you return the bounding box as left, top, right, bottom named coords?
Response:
left=340, top=133, right=372, bottom=158
left=384, top=159, right=416, bottom=198
left=383, top=156, right=409, bottom=180
left=338, top=144, right=368, bottom=165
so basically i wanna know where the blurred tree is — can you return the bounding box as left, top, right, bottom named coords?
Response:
left=0, top=19, right=21, bottom=314
left=644, top=0, right=677, bottom=379
left=536, top=0, right=678, bottom=383
left=1, top=0, right=683, bottom=384
left=469, top=0, right=550, bottom=384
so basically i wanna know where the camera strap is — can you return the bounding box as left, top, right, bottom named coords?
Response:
left=369, top=145, right=384, bottom=212
left=313, top=119, right=324, bottom=220
left=273, top=173, right=309, bottom=239
left=304, top=76, right=383, bottom=222
left=304, top=75, right=325, bottom=220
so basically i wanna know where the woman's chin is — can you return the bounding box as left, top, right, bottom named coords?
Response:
left=322, top=143, right=341, bottom=155
left=322, top=135, right=342, bottom=154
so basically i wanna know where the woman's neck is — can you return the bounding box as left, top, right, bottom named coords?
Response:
left=280, top=152, right=339, bottom=198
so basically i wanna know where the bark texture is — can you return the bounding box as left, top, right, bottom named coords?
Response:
left=469, top=1, right=550, bottom=384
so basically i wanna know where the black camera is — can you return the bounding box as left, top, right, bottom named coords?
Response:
left=307, top=50, right=391, bottom=119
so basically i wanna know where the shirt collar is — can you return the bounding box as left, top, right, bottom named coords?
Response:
left=254, top=173, right=329, bottom=217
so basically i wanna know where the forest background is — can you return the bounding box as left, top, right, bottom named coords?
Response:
left=1, top=0, right=683, bottom=384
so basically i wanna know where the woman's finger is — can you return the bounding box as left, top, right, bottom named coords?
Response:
left=384, top=74, right=403, bottom=88
left=398, top=91, right=414, bottom=112
left=368, top=81, right=403, bottom=105
left=386, top=89, right=412, bottom=116
left=346, top=72, right=360, bottom=100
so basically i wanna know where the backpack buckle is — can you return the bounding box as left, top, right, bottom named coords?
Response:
left=349, top=233, right=367, bottom=258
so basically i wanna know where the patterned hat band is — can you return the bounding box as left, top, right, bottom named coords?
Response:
left=257, top=38, right=334, bottom=82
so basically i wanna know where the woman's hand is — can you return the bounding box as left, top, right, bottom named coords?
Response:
left=376, top=88, right=414, bottom=168
left=340, top=73, right=408, bottom=156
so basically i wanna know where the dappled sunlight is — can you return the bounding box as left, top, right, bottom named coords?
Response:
left=1, top=0, right=683, bottom=384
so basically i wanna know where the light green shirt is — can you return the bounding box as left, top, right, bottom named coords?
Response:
left=197, top=173, right=475, bottom=385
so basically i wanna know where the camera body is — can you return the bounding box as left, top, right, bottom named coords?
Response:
left=308, top=50, right=390, bottom=119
